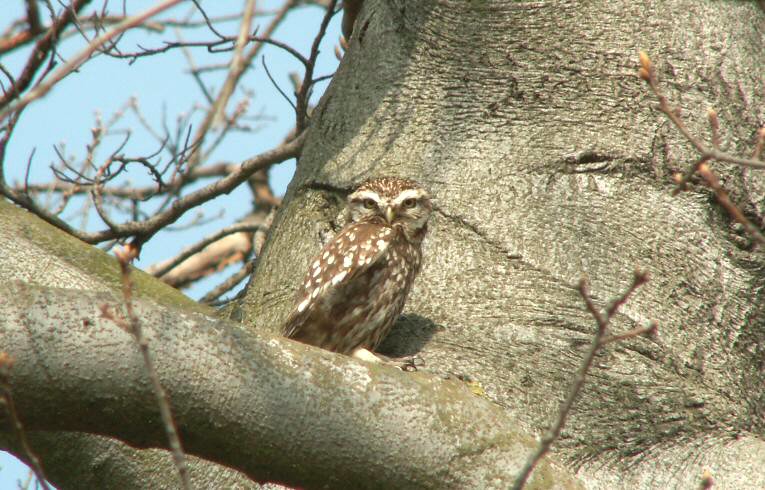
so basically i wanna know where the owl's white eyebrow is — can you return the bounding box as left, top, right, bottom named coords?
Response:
left=349, top=190, right=381, bottom=202
left=392, top=189, right=427, bottom=204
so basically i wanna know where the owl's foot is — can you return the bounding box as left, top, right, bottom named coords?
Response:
left=351, top=348, right=423, bottom=371
left=390, top=355, right=423, bottom=372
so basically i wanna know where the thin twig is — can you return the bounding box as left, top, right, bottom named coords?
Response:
left=638, top=52, right=765, bottom=173
left=1, top=131, right=305, bottom=247
left=0, top=0, right=92, bottom=109
left=512, top=271, right=655, bottom=490
left=753, top=128, right=765, bottom=160
left=149, top=222, right=263, bottom=278
left=199, top=259, right=254, bottom=305
left=109, top=34, right=309, bottom=67
left=102, top=246, right=192, bottom=490
left=708, top=109, right=720, bottom=150
left=295, top=0, right=338, bottom=133
left=262, top=56, right=297, bottom=111
left=209, top=0, right=256, bottom=128
left=0, top=353, right=51, bottom=490
left=182, top=0, right=298, bottom=171
left=0, top=0, right=186, bottom=123
left=696, top=163, right=765, bottom=245
left=639, top=51, right=765, bottom=246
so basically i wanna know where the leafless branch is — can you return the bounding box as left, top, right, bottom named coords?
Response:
left=0, top=353, right=51, bottom=490
left=1, top=0, right=331, bottom=302
left=262, top=56, right=297, bottom=111
left=295, top=0, right=338, bottom=133
left=103, top=34, right=310, bottom=67
left=1, top=131, right=305, bottom=247
left=181, top=0, right=298, bottom=171
left=0, top=0, right=92, bottom=107
left=208, top=0, right=256, bottom=128
left=199, top=259, right=255, bottom=305
left=17, top=161, right=238, bottom=200
left=696, top=163, right=765, bottom=245
left=101, top=245, right=191, bottom=490
left=638, top=52, right=765, bottom=174
left=148, top=221, right=263, bottom=281
left=639, top=52, right=765, bottom=246
left=0, top=0, right=185, bottom=123
left=512, top=271, right=656, bottom=489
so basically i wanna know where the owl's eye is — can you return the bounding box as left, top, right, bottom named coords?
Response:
left=402, top=198, right=417, bottom=208
left=363, top=198, right=377, bottom=209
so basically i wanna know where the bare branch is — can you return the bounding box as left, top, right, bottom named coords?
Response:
left=638, top=52, right=765, bottom=173
left=181, top=0, right=298, bottom=171
left=208, top=0, right=256, bottom=128
left=3, top=282, right=575, bottom=488
left=1, top=131, right=305, bottom=247
left=0, top=0, right=186, bottom=123
left=148, top=221, right=263, bottom=282
left=262, top=56, right=297, bottom=111
left=0, top=353, right=50, bottom=490
left=102, top=245, right=191, bottom=490
left=753, top=127, right=765, bottom=161
left=696, top=163, right=765, bottom=246
left=199, top=260, right=254, bottom=305
left=16, top=161, right=237, bottom=200
left=0, top=0, right=92, bottom=106
left=295, top=0, right=338, bottom=133
left=513, top=271, right=655, bottom=489
left=639, top=51, right=765, bottom=246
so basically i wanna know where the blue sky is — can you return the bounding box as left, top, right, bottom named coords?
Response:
left=1, top=0, right=341, bottom=486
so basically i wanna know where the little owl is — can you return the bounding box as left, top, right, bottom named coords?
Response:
left=283, top=177, right=432, bottom=364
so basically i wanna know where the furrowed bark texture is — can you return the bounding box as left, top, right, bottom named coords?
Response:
left=243, top=1, right=765, bottom=488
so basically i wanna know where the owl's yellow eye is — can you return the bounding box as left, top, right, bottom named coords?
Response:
left=363, top=198, right=376, bottom=209
left=402, top=198, right=417, bottom=208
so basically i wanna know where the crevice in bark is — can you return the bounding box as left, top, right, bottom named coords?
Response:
left=433, top=207, right=522, bottom=263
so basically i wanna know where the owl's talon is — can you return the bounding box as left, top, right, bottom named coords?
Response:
left=356, top=350, right=423, bottom=371
left=390, top=355, right=423, bottom=372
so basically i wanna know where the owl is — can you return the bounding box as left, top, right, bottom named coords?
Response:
left=283, top=177, right=432, bottom=364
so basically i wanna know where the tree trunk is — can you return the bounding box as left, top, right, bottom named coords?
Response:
left=244, top=0, right=765, bottom=488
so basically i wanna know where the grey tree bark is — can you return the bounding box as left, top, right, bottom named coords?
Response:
left=244, top=0, right=765, bottom=488
left=0, top=201, right=259, bottom=489
left=0, top=201, right=576, bottom=488
left=2, top=0, right=765, bottom=489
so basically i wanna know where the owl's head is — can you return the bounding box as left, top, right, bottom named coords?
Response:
left=347, top=177, right=432, bottom=239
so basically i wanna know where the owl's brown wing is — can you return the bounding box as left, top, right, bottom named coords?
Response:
left=282, top=222, right=394, bottom=342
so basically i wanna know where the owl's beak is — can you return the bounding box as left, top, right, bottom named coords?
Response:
left=384, top=206, right=395, bottom=224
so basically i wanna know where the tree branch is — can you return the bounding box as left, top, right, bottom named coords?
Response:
left=106, top=245, right=191, bottom=489
left=0, top=0, right=185, bottom=122
left=1, top=131, right=305, bottom=247
left=0, top=0, right=92, bottom=108
left=0, top=353, right=50, bottom=490
left=512, top=272, right=655, bottom=489
left=1, top=282, right=580, bottom=489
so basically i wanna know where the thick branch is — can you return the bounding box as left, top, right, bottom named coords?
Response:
left=0, top=282, right=580, bottom=489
